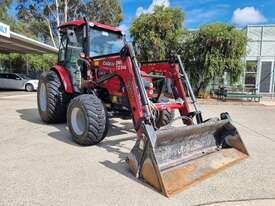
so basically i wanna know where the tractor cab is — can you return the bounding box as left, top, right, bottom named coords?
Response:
left=58, top=20, right=124, bottom=59
left=58, top=20, right=124, bottom=92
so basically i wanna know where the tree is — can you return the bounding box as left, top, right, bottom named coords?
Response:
left=130, top=5, right=185, bottom=61
left=0, top=0, right=12, bottom=20
left=0, top=0, right=34, bottom=38
left=0, top=0, right=19, bottom=33
left=181, top=23, right=247, bottom=94
left=0, top=53, right=57, bottom=75
left=17, top=0, right=86, bottom=47
left=88, top=0, right=123, bottom=26
left=16, top=0, right=123, bottom=47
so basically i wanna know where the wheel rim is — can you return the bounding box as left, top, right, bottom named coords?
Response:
left=26, top=85, right=32, bottom=91
left=39, top=83, right=47, bottom=112
left=71, top=107, right=86, bottom=136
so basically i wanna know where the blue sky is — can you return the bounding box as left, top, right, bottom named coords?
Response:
left=120, top=0, right=275, bottom=32
left=8, top=0, right=275, bottom=31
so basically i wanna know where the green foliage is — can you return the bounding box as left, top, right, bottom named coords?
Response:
left=0, top=0, right=12, bottom=19
left=0, top=53, right=57, bottom=74
left=0, top=0, right=23, bottom=34
left=130, top=5, right=185, bottom=61
left=1, top=1, right=42, bottom=39
left=16, top=0, right=123, bottom=46
left=88, top=0, right=123, bottom=26
left=26, top=54, right=57, bottom=71
left=246, top=61, right=257, bottom=72
left=182, top=23, right=247, bottom=94
left=129, top=8, right=246, bottom=95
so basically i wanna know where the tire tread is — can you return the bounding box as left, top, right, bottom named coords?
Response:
left=38, top=70, right=70, bottom=123
left=67, top=94, right=108, bottom=146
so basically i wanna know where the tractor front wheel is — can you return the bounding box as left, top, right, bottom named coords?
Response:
left=156, top=109, right=175, bottom=128
left=155, top=98, right=175, bottom=128
left=67, top=94, right=109, bottom=146
left=37, top=71, right=70, bottom=123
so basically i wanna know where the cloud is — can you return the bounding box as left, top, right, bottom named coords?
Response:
left=136, top=0, right=170, bottom=16
left=232, top=7, right=267, bottom=26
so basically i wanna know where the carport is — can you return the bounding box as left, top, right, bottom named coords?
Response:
left=0, top=22, right=58, bottom=54
left=0, top=21, right=58, bottom=76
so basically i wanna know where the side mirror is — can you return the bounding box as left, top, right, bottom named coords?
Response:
left=16, top=77, right=21, bottom=80
left=67, top=29, right=78, bottom=44
left=79, top=52, right=86, bottom=59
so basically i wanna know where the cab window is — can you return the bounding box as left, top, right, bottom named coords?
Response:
left=58, top=35, right=67, bottom=64
left=90, top=28, right=124, bottom=57
left=65, top=26, right=83, bottom=65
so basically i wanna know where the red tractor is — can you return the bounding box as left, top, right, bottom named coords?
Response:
left=37, top=19, right=249, bottom=197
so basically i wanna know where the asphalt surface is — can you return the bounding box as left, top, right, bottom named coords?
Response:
left=0, top=92, right=275, bottom=206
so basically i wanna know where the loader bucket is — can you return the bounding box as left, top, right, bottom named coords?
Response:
left=128, top=119, right=248, bottom=197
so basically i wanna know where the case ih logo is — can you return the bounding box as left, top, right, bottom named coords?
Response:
left=103, top=61, right=115, bottom=67
left=102, top=60, right=126, bottom=70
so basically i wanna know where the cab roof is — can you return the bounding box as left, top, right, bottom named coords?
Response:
left=59, top=20, right=122, bottom=33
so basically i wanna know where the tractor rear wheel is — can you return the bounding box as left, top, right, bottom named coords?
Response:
left=67, top=94, right=109, bottom=146
left=37, top=70, right=70, bottom=123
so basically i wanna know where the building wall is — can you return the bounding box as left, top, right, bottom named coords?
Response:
left=245, top=25, right=275, bottom=94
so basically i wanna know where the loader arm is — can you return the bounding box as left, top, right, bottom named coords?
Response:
left=140, top=62, right=194, bottom=123
left=120, top=44, right=249, bottom=197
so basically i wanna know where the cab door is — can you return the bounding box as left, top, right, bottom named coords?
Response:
left=62, top=26, right=84, bottom=93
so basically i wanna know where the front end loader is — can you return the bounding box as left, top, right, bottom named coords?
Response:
left=37, top=19, right=249, bottom=197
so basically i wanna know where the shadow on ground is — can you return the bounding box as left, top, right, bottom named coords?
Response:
left=16, top=108, right=155, bottom=193
left=16, top=108, right=136, bottom=139
left=16, top=108, right=77, bottom=146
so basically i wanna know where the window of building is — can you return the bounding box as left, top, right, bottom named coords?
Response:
left=245, top=61, right=257, bottom=88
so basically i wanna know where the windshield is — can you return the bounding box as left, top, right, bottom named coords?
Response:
left=90, top=28, right=124, bottom=57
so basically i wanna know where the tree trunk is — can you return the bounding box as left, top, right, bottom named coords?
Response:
left=46, top=18, right=57, bottom=48
left=55, top=0, right=60, bottom=26
left=64, top=0, right=68, bottom=22
left=55, top=0, right=61, bottom=46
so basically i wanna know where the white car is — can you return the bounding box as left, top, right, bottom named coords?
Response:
left=0, top=73, right=38, bottom=92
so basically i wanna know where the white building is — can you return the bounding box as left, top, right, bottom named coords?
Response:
left=245, top=25, right=275, bottom=95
